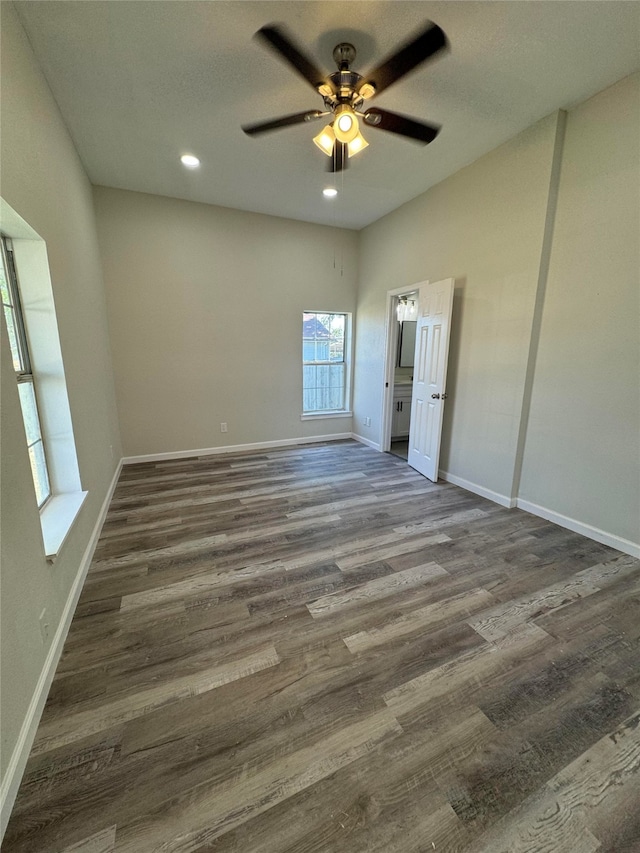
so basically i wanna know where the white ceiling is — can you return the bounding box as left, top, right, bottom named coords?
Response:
left=14, top=1, right=640, bottom=229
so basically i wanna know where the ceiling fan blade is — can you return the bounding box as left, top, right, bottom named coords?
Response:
left=256, top=25, right=332, bottom=93
left=363, top=108, right=440, bottom=144
left=242, top=110, right=326, bottom=136
left=359, top=22, right=447, bottom=97
left=327, top=142, right=348, bottom=172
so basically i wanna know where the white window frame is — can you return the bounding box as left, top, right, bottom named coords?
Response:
left=1, top=198, right=87, bottom=559
left=1, top=236, right=52, bottom=508
left=301, top=310, right=353, bottom=420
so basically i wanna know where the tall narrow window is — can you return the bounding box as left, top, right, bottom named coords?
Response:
left=1, top=236, right=51, bottom=507
left=302, top=312, right=347, bottom=413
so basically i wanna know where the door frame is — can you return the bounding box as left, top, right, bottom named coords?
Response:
left=380, top=281, right=428, bottom=453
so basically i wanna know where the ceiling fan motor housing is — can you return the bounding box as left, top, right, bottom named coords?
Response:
left=332, top=42, right=356, bottom=69
left=332, top=71, right=362, bottom=99
left=328, top=43, right=365, bottom=106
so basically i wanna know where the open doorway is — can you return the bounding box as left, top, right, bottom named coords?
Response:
left=382, top=288, right=419, bottom=461
left=381, top=279, right=455, bottom=481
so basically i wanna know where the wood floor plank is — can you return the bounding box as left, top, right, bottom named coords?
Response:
left=31, top=645, right=280, bottom=755
left=392, top=506, right=489, bottom=535
left=468, top=553, right=640, bottom=641
left=119, top=560, right=286, bottom=612
left=61, top=825, right=117, bottom=853
left=201, top=706, right=489, bottom=853
left=466, top=709, right=640, bottom=852
left=336, top=532, right=452, bottom=572
left=113, top=709, right=403, bottom=852
left=91, top=531, right=228, bottom=571
left=276, top=530, right=450, bottom=574
left=344, top=586, right=495, bottom=654
left=435, top=662, right=635, bottom=835
left=307, top=561, right=448, bottom=617
left=383, top=623, right=554, bottom=720
left=4, top=441, right=639, bottom=853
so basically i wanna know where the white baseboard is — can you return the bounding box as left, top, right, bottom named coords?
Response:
left=439, top=470, right=516, bottom=508
left=351, top=433, right=381, bottom=451
left=516, top=498, right=640, bottom=558
left=0, top=459, right=122, bottom=840
left=122, top=433, right=354, bottom=465
left=438, top=469, right=639, bottom=557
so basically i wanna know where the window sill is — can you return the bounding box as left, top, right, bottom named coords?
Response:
left=300, top=411, right=353, bottom=421
left=41, top=491, right=88, bottom=561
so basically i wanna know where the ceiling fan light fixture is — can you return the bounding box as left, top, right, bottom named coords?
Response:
left=347, top=131, right=369, bottom=157
left=337, top=113, right=353, bottom=133
left=322, top=187, right=338, bottom=198
left=180, top=154, right=200, bottom=168
left=313, top=124, right=336, bottom=156
left=333, top=106, right=359, bottom=143
left=359, top=82, right=376, bottom=100
left=245, top=22, right=449, bottom=172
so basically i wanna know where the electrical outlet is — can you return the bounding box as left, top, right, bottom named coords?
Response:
left=39, top=608, right=50, bottom=645
left=220, top=422, right=228, bottom=433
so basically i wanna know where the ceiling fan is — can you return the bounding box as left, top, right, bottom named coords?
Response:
left=242, top=22, right=449, bottom=172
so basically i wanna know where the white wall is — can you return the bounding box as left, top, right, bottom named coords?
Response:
left=519, top=74, right=640, bottom=547
left=353, top=74, right=639, bottom=551
left=0, top=4, right=122, bottom=828
left=355, top=113, right=560, bottom=501
left=93, top=186, right=358, bottom=457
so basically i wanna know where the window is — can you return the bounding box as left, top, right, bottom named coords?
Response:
left=302, top=312, right=348, bottom=414
left=1, top=236, right=51, bottom=507
left=1, top=199, right=87, bottom=558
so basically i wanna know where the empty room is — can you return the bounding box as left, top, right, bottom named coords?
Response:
left=1, top=1, right=639, bottom=851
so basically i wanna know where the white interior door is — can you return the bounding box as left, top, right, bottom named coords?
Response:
left=408, top=278, right=455, bottom=481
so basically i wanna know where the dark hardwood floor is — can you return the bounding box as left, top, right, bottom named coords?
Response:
left=4, top=440, right=640, bottom=852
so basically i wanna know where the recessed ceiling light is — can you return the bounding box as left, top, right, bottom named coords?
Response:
left=180, top=154, right=200, bottom=168
left=323, top=188, right=338, bottom=198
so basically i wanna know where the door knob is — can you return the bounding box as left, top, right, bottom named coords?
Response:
left=431, top=393, right=440, bottom=399
left=442, top=393, right=448, bottom=400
